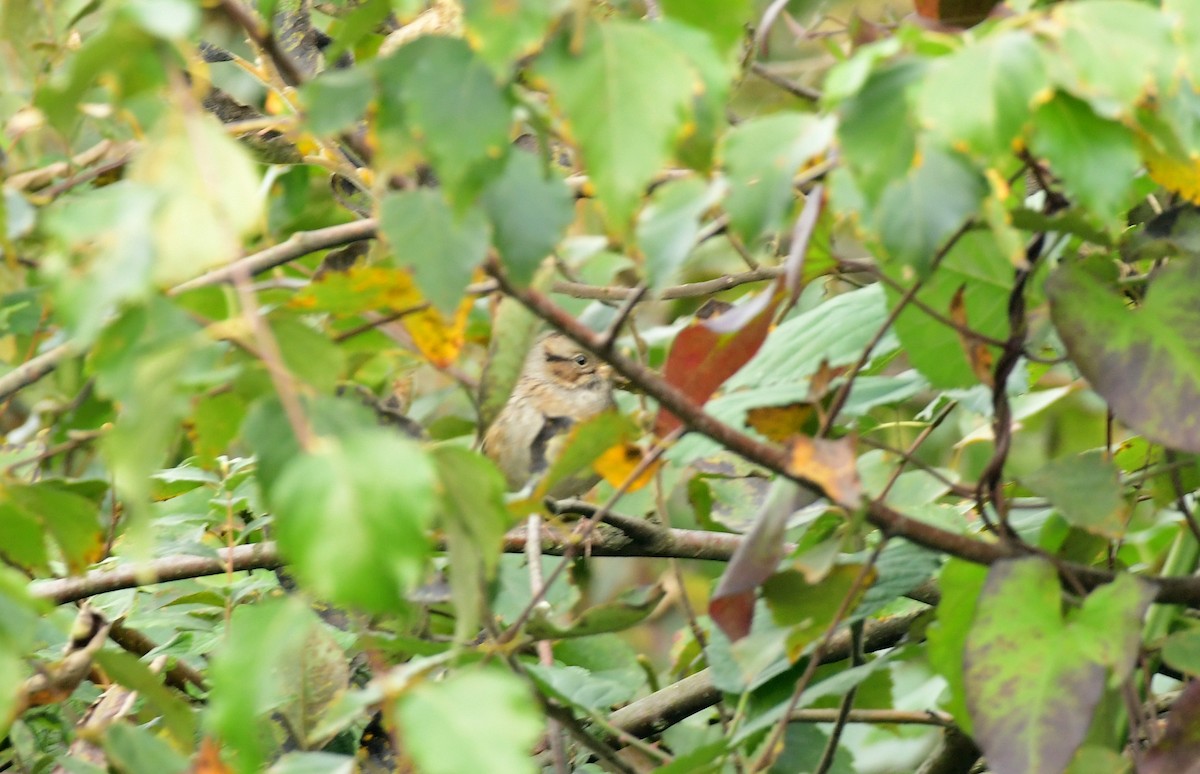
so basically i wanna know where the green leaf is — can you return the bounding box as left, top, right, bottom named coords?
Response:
left=836, top=59, right=924, bottom=204
left=721, top=113, right=835, bottom=244
left=46, top=182, right=158, bottom=343
left=635, top=177, right=721, bottom=289
left=271, top=430, right=437, bottom=612
left=462, top=0, right=567, bottom=76
left=92, top=649, right=197, bottom=749
left=653, top=19, right=733, bottom=173
left=1050, top=0, right=1171, bottom=115
left=377, top=36, right=510, bottom=205
left=206, top=599, right=317, bottom=773
left=964, top=558, right=1153, bottom=774
left=477, top=295, right=543, bottom=427
left=396, top=667, right=543, bottom=774
left=430, top=444, right=512, bottom=642
left=103, top=722, right=189, bottom=774
left=525, top=664, right=630, bottom=710
left=1021, top=452, right=1127, bottom=537
left=268, top=314, right=346, bottom=393
left=6, top=483, right=103, bottom=575
left=379, top=189, right=490, bottom=314
left=763, top=565, right=867, bottom=660
left=533, top=19, right=697, bottom=232
left=918, top=31, right=1046, bottom=158
left=874, top=146, right=986, bottom=275
left=1162, top=627, right=1200, bottom=677
left=727, top=283, right=893, bottom=391
left=927, top=559, right=987, bottom=733
left=300, top=66, right=373, bottom=135
left=538, top=411, right=640, bottom=498
left=1030, top=94, right=1139, bottom=224
left=129, top=109, right=263, bottom=287
left=886, top=230, right=1011, bottom=388
left=1047, top=257, right=1200, bottom=453
left=661, top=0, right=753, bottom=57
left=526, top=583, right=666, bottom=640
left=242, top=395, right=379, bottom=496
left=480, top=152, right=574, bottom=286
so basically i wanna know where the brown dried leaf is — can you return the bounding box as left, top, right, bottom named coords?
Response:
left=785, top=435, right=862, bottom=508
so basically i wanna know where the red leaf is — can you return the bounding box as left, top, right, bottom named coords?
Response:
left=913, top=0, right=1003, bottom=28
left=654, top=281, right=783, bottom=436
left=710, top=480, right=821, bottom=641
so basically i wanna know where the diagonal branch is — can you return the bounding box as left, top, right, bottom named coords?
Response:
left=482, top=257, right=1200, bottom=607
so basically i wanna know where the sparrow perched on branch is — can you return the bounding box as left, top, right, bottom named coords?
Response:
left=482, top=332, right=615, bottom=496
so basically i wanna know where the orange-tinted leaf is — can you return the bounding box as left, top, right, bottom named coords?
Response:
left=785, top=435, right=862, bottom=508
left=192, top=738, right=233, bottom=774
left=593, top=442, right=661, bottom=493
left=745, top=402, right=817, bottom=442
left=654, top=281, right=783, bottom=436
left=949, top=285, right=995, bottom=387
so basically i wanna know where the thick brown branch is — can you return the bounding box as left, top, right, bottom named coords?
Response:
left=31, top=525, right=748, bottom=606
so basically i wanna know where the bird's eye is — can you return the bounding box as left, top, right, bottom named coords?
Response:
left=573, top=354, right=588, bottom=366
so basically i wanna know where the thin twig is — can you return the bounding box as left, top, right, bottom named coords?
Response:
left=752, top=541, right=887, bottom=771
left=218, top=0, right=305, bottom=86
left=496, top=427, right=684, bottom=645
left=169, top=220, right=377, bottom=295
left=599, top=284, right=648, bottom=351
left=749, top=61, right=822, bottom=102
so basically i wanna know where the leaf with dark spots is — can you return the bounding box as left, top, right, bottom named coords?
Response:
left=1048, top=257, right=1200, bottom=453
left=1143, top=680, right=1200, bottom=774
left=709, top=479, right=822, bottom=641
left=654, top=281, right=783, bottom=436
left=964, top=558, right=1153, bottom=774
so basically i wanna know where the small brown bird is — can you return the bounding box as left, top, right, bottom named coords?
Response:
left=482, top=332, right=615, bottom=496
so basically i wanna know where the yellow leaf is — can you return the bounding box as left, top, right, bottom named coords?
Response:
left=1142, top=144, right=1200, bottom=204
left=594, top=442, right=661, bottom=493
left=745, top=402, right=817, bottom=443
